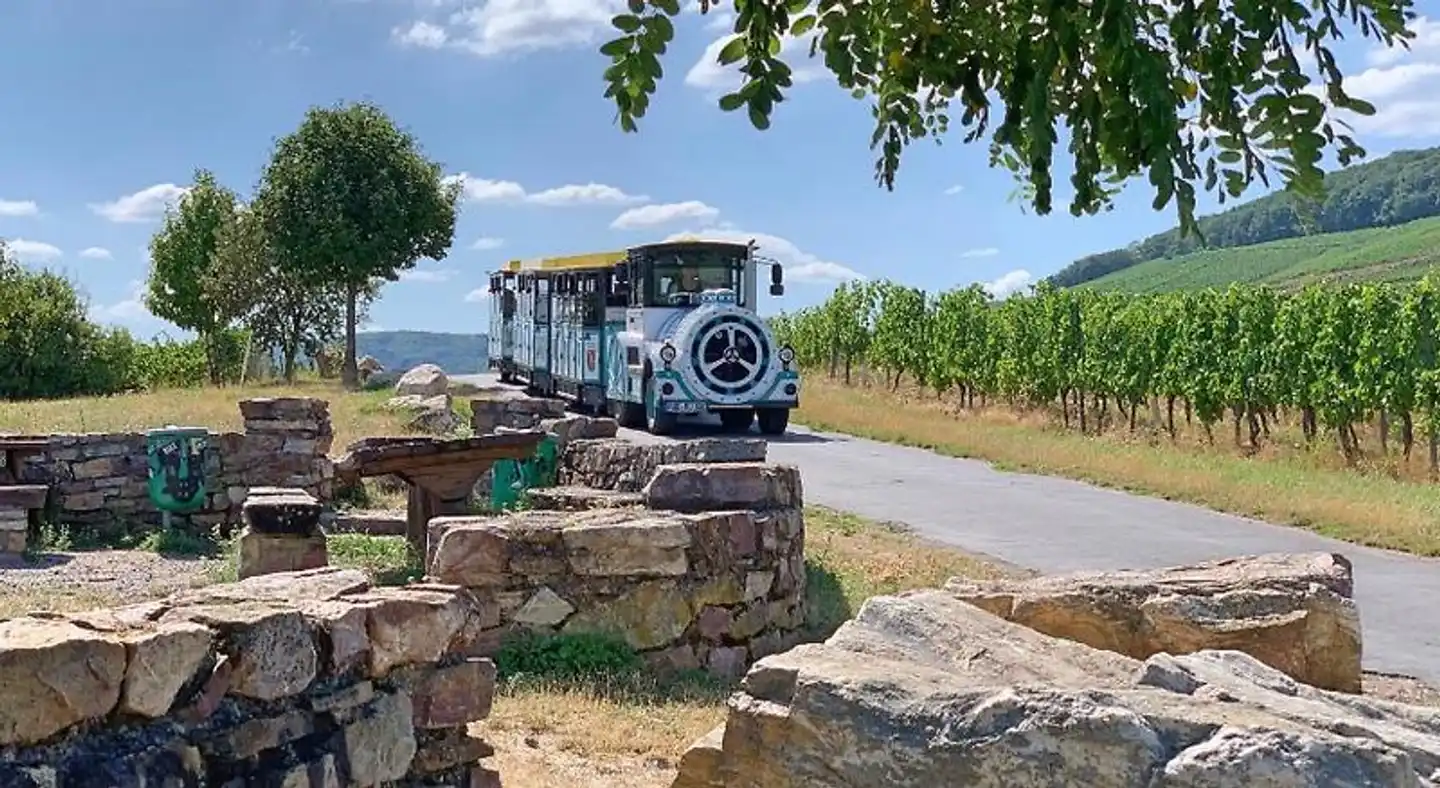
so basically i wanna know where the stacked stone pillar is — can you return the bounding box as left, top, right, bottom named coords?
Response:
left=237, top=487, right=328, bottom=579
left=0, top=486, right=45, bottom=555
left=237, top=397, right=336, bottom=502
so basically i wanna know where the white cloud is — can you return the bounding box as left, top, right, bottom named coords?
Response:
left=393, top=20, right=448, bottom=48
left=470, top=236, right=505, bottom=250
left=464, top=288, right=489, bottom=302
left=400, top=267, right=457, bottom=283
left=982, top=269, right=1034, bottom=300
left=960, top=247, right=999, bottom=258
left=0, top=199, right=39, bottom=217
left=1321, top=17, right=1440, bottom=138
left=663, top=227, right=864, bottom=283
left=393, top=0, right=627, bottom=58
left=79, top=246, right=113, bottom=260
left=527, top=183, right=644, bottom=206
left=686, top=33, right=827, bottom=93
left=90, top=183, right=190, bottom=223
left=1367, top=16, right=1440, bottom=67
left=702, top=11, right=734, bottom=31
left=91, top=279, right=152, bottom=323
left=445, top=174, right=527, bottom=202
left=612, top=200, right=720, bottom=229
left=444, top=173, right=645, bottom=205
left=943, top=185, right=964, bottom=195
left=5, top=238, right=62, bottom=263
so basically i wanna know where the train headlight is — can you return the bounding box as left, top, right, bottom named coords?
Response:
left=779, top=345, right=796, bottom=364
left=659, top=343, right=677, bottom=365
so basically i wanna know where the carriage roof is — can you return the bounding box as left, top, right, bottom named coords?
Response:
left=498, top=238, right=752, bottom=276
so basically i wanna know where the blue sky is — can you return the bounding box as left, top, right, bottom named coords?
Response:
left=2, top=1, right=1438, bottom=340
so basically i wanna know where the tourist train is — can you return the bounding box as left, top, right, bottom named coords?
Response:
left=484, top=238, right=800, bottom=436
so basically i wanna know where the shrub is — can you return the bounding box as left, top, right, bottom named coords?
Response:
left=494, top=631, right=643, bottom=680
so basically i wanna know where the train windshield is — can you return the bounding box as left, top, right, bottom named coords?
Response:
left=647, top=247, right=745, bottom=307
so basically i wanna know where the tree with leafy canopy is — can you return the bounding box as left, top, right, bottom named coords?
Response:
left=204, top=203, right=375, bottom=383
left=254, top=101, right=461, bottom=388
left=600, top=0, right=1414, bottom=235
left=144, top=168, right=239, bottom=384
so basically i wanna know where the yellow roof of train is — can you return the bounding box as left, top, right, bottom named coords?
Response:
left=500, top=238, right=751, bottom=274
left=503, top=251, right=626, bottom=273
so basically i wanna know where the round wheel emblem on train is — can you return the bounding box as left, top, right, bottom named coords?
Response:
left=688, top=314, right=770, bottom=396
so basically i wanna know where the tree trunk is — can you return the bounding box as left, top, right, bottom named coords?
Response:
left=1402, top=412, right=1415, bottom=461
left=342, top=284, right=360, bottom=390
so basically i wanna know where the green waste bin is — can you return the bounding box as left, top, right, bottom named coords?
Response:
left=491, top=435, right=559, bottom=511
left=145, top=426, right=211, bottom=519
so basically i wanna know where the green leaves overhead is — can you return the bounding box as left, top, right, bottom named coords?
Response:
left=599, top=0, right=1417, bottom=235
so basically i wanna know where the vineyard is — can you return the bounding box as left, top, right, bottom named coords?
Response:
left=771, top=277, right=1440, bottom=471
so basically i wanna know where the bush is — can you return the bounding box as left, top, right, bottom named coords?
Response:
left=494, top=631, right=643, bottom=680
left=0, top=257, right=143, bottom=399
left=0, top=242, right=254, bottom=399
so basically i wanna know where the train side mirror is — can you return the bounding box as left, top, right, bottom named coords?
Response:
left=769, top=264, right=784, bottom=296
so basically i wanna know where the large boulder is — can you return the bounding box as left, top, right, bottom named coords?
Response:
left=395, top=363, right=449, bottom=397
left=944, top=551, right=1362, bottom=692
left=384, top=393, right=460, bottom=435
left=675, top=589, right=1440, bottom=788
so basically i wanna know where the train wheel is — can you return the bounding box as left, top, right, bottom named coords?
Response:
left=719, top=408, right=755, bottom=433
left=644, top=376, right=677, bottom=436
left=756, top=407, right=789, bottom=436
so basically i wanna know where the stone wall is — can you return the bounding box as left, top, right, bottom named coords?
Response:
left=0, top=567, right=500, bottom=786
left=11, top=397, right=334, bottom=533
left=558, top=437, right=769, bottom=492
left=427, top=461, right=808, bottom=679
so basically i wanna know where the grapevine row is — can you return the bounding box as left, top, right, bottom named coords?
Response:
left=770, top=278, right=1440, bottom=469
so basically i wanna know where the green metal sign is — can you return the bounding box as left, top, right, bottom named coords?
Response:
left=491, top=435, right=559, bottom=511
left=145, top=426, right=210, bottom=514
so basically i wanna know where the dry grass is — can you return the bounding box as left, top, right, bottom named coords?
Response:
left=0, top=380, right=414, bottom=453
left=796, top=376, right=1440, bottom=556
left=475, top=505, right=1017, bottom=787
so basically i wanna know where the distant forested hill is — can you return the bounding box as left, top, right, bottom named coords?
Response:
left=1049, top=146, right=1440, bottom=287
left=356, top=331, right=488, bottom=375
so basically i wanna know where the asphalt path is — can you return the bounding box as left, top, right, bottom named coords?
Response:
left=454, top=373, right=1440, bottom=682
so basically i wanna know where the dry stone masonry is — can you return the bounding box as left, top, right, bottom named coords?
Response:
left=557, top=436, right=768, bottom=492
left=676, top=552, right=1440, bottom=788
left=426, top=459, right=808, bottom=680
left=6, top=398, right=334, bottom=536
left=0, top=567, right=501, bottom=786
left=944, top=551, right=1363, bottom=692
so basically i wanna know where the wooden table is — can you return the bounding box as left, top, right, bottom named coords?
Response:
left=334, top=431, right=547, bottom=553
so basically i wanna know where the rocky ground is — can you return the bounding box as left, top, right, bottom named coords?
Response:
left=0, top=549, right=221, bottom=619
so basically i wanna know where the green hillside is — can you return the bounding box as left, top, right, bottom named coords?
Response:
left=1050, top=145, right=1440, bottom=287
left=356, top=330, right=488, bottom=375
left=1082, top=215, right=1440, bottom=293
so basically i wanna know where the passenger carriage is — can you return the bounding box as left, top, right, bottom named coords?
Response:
left=484, top=239, right=801, bottom=435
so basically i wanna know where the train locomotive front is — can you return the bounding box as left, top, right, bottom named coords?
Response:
left=641, top=286, right=799, bottom=435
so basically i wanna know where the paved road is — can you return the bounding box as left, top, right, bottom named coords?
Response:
left=455, top=374, right=1440, bottom=682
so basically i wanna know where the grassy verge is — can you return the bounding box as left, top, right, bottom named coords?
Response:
left=477, top=505, right=1019, bottom=788
left=795, top=377, right=1440, bottom=557
left=0, top=379, right=413, bottom=451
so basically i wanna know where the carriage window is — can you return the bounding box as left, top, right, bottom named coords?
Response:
left=535, top=277, right=550, bottom=323
left=646, top=247, right=745, bottom=307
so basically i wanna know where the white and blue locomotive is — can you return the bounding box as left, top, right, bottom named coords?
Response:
left=485, top=239, right=800, bottom=435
